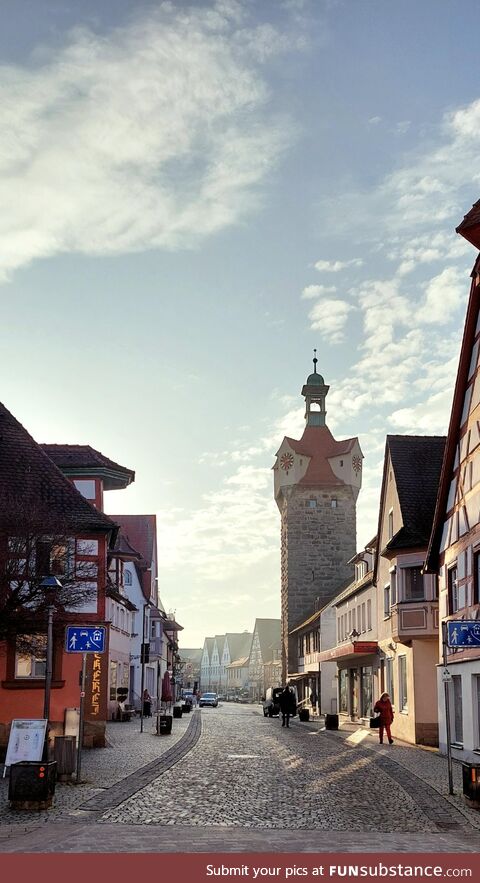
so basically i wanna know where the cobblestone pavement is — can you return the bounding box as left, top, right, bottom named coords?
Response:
left=1, top=704, right=480, bottom=853
left=0, top=709, right=192, bottom=825
left=100, top=706, right=470, bottom=834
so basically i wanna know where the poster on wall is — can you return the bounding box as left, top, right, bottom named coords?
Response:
left=4, top=719, right=47, bottom=773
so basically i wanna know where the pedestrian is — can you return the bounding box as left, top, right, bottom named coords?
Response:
left=279, top=685, right=296, bottom=728
left=310, top=690, right=318, bottom=713
left=373, top=692, right=394, bottom=744
left=143, top=688, right=152, bottom=717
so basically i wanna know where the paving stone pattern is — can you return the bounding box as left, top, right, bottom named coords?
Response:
left=100, top=706, right=467, bottom=833
left=80, top=710, right=201, bottom=812
left=1, top=704, right=479, bottom=854
left=0, top=710, right=192, bottom=825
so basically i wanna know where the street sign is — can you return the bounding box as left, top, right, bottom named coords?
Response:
left=442, top=669, right=452, bottom=682
left=65, top=626, right=106, bottom=653
left=446, top=620, right=480, bottom=648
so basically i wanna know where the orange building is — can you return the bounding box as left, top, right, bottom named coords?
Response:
left=0, top=407, right=133, bottom=752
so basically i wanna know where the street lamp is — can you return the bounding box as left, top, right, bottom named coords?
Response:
left=40, top=575, right=62, bottom=758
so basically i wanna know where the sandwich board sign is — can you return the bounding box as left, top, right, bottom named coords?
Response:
left=4, top=719, right=47, bottom=775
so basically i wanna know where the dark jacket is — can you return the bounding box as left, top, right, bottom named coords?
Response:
left=374, top=696, right=394, bottom=725
left=279, top=688, right=296, bottom=714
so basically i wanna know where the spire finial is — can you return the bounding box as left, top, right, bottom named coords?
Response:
left=313, top=348, right=318, bottom=373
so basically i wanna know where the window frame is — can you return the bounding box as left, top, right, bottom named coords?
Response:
left=398, top=655, right=408, bottom=712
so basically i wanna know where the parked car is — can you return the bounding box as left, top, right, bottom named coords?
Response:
left=262, top=686, right=283, bottom=717
left=263, top=685, right=298, bottom=718
left=199, top=692, right=218, bottom=707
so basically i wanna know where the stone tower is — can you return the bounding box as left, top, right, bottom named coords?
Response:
left=273, top=356, right=363, bottom=680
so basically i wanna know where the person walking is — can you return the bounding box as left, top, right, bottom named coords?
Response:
left=279, top=686, right=296, bottom=728
left=143, top=688, right=152, bottom=718
left=373, top=692, right=394, bottom=744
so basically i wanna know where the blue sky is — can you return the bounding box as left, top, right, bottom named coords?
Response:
left=3, top=0, right=480, bottom=646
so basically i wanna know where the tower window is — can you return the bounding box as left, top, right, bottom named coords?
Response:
left=307, top=499, right=317, bottom=508
left=340, top=460, right=343, bottom=467
left=331, top=499, right=338, bottom=508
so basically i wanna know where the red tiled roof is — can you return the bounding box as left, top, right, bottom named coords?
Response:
left=111, top=515, right=157, bottom=565
left=0, top=403, right=117, bottom=535
left=456, top=200, right=480, bottom=249
left=41, top=444, right=134, bottom=487
left=285, top=426, right=357, bottom=487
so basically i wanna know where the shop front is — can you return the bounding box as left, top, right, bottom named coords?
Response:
left=318, top=640, right=379, bottom=724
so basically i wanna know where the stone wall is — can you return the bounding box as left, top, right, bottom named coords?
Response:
left=281, top=485, right=356, bottom=675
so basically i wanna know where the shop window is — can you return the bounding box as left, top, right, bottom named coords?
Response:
left=403, top=566, right=424, bottom=601
left=339, top=670, right=348, bottom=713
left=110, top=660, right=117, bottom=701
left=398, top=655, right=408, bottom=712
left=15, top=634, right=47, bottom=679
left=360, top=667, right=373, bottom=718
left=452, top=676, right=463, bottom=744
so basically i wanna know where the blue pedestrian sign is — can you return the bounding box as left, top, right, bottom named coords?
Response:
left=447, top=620, right=480, bottom=648
left=65, top=626, right=106, bottom=653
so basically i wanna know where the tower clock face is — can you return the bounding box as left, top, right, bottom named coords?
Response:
left=352, top=455, right=362, bottom=475
left=280, top=452, right=294, bottom=474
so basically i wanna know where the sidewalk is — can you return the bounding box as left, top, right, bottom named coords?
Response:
left=0, top=711, right=192, bottom=826
left=288, top=712, right=480, bottom=830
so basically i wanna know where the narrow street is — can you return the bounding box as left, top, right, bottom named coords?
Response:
left=1, top=705, right=480, bottom=853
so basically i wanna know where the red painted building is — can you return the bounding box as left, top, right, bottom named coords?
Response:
left=0, top=408, right=134, bottom=752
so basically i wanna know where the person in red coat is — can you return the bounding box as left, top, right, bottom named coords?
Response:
left=374, top=692, right=394, bottom=744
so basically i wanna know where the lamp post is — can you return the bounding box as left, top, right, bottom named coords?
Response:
left=40, top=576, right=62, bottom=759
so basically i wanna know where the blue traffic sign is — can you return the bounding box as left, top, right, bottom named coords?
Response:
left=447, top=621, right=480, bottom=648
left=65, top=626, right=106, bottom=653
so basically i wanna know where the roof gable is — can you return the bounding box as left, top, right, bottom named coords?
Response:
left=374, top=435, right=445, bottom=579
left=0, top=402, right=116, bottom=536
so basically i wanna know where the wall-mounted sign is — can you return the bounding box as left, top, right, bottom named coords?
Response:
left=447, top=621, right=480, bottom=648
left=65, top=626, right=106, bottom=653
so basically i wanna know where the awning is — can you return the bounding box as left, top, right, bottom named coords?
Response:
left=317, top=641, right=378, bottom=663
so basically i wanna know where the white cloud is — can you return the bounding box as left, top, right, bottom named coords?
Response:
left=301, top=283, right=336, bottom=299
left=308, top=297, right=353, bottom=343
left=0, top=2, right=296, bottom=280
left=314, top=258, right=363, bottom=273
left=416, top=266, right=466, bottom=325
left=368, top=116, right=382, bottom=125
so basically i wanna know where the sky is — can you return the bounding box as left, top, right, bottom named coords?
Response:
left=3, top=0, right=480, bottom=647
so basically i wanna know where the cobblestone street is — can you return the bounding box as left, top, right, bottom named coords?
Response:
left=1, top=705, right=480, bottom=852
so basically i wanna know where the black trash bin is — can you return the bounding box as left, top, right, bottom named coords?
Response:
left=463, top=763, right=480, bottom=808
left=9, top=761, right=57, bottom=810
left=325, top=713, right=339, bottom=730
left=299, top=708, right=310, bottom=722
left=158, top=714, right=173, bottom=735
left=173, top=706, right=183, bottom=719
